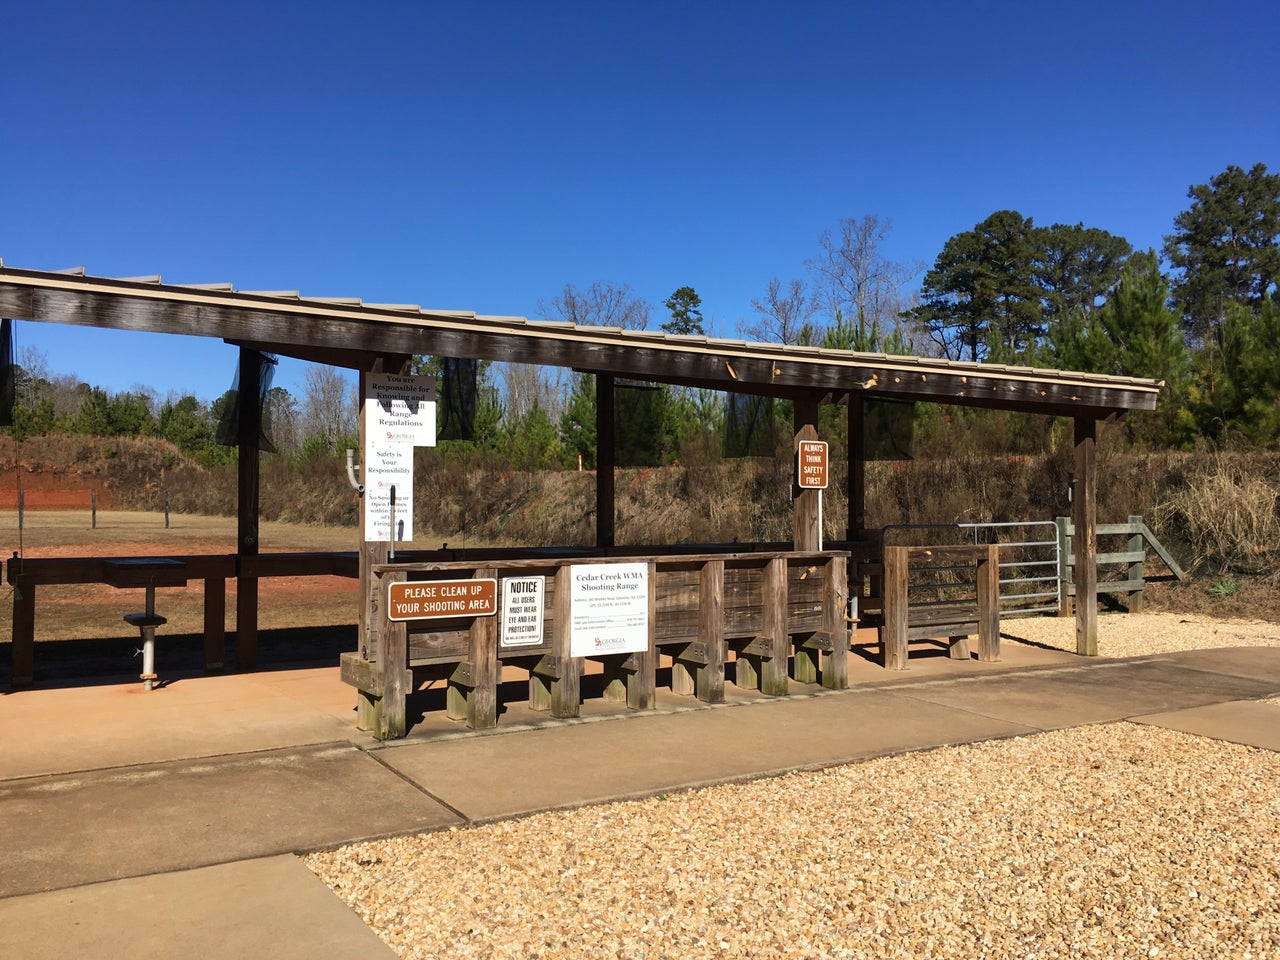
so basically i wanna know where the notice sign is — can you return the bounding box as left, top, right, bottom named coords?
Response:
left=797, top=440, right=829, bottom=489
left=366, top=372, right=436, bottom=447
left=388, top=578, right=498, bottom=621
left=569, top=562, right=649, bottom=657
left=500, top=576, right=546, bottom=647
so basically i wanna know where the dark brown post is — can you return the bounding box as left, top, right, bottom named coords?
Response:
left=203, top=576, right=225, bottom=671
left=793, top=395, right=822, bottom=551
left=12, top=581, right=34, bottom=686
left=236, top=347, right=261, bottom=671
left=596, top=374, right=615, bottom=551
left=847, top=396, right=865, bottom=541
left=1073, top=418, right=1098, bottom=656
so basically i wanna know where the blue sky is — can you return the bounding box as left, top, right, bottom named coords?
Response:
left=2, top=0, right=1275, bottom=402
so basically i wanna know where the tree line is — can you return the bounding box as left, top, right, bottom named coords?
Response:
left=6, top=162, right=1278, bottom=464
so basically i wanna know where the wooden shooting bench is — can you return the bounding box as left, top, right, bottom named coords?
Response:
left=342, top=548, right=849, bottom=740
left=6, top=551, right=358, bottom=686
left=880, top=544, right=1000, bottom=670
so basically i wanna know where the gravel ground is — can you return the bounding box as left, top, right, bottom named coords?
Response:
left=1002, top=611, right=1280, bottom=658
left=306, top=723, right=1280, bottom=959
left=305, top=612, right=1280, bottom=959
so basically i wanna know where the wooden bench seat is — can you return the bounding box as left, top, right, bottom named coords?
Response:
left=880, top=545, right=1000, bottom=670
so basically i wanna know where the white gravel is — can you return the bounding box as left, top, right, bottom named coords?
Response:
left=304, top=613, right=1280, bottom=959
left=1002, top=611, right=1280, bottom=658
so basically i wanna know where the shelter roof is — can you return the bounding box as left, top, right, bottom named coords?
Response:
left=0, top=261, right=1161, bottom=418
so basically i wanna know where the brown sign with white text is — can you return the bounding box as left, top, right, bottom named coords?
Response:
left=388, top=578, right=498, bottom=621
left=797, top=440, right=828, bottom=489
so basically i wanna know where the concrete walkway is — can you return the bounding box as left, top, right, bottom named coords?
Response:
left=2, top=644, right=1278, bottom=959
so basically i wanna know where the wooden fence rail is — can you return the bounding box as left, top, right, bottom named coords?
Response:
left=344, top=550, right=850, bottom=740
left=1056, top=515, right=1185, bottom=614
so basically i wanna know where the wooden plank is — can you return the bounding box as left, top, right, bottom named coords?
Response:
left=466, top=567, right=499, bottom=729
left=948, top=635, right=972, bottom=659
left=821, top=555, right=848, bottom=690
left=1056, top=516, right=1072, bottom=617
left=1074, top=417, right=1098, bottom=657
left=376, top=570, right=409, bottom=739
left=882, top=546, right=909, bottom=670
left=550, top=565, right=580, bottom=718
left=0, top=270, right=1160, bottom=416
left=203, top=576, right=225, bottom=671
left=977, top=543, right=1001, bottom=663
left=759, top=557, right=789, bottom=696
left=339, top=651, right=384, bottom=697
left=626, top=562, right=657, bottom=710
left=1128, top=514, right=1145, bottom=613
left=1138, top=519, right=1186, bottom=580
left=696, top=559, right=726, bottom=703
left=793, top=399, right=822, bottom=552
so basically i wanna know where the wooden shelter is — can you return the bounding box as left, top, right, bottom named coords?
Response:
left=0, top=261, right=1161, bottom=732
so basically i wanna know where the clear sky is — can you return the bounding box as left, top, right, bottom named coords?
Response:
left=2, top=0, right=1275, bottom=402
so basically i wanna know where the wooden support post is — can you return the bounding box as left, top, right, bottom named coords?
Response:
left=821, top=555, right=849, bottom=689
left=1127, top=514, right=1145, bottom=613
left=760, top=557, right=789, bottom=696
left=670, top=649, right=696, bottom=697
left=602, top=656, right=627, bottom=702
left=596, top=373, right=615, bottom=551
left=696, top=559, right=725, bottom=703
left=375, top=570, right=409, bottom=739
left=882, top=545, right=908, bottom=670
left=793, top=396, right=822, bottom=552
left=235, top=347, right=262, bottom=672
left=358, top=358, right=406, bottom=666
left=529, top=662, right=552, bottom=711
left=847, top=396, right=865, bottom=541
left=1056, top=516, right=1073, bottom=617
left=466, top=568, right=499, bottom=729
left=1074, top=418, right=1098, bottom=656
left=550, top=565, right=580, bottom=717
left=12, top=581, right=34, bottom=687
left=977, top=543, right=1001, bottom=662
left=203, top=576, right=225, bottom=671
left=625, top=562, right=658, bottom=710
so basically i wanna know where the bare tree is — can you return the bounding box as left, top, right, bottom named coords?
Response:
left=745, top=277, right=818, bottom=345
left=806, top=215, right=923, bottom=352
left=538, top=281, right=652, bottom=330
left=300, top=363, right=356, bottom=451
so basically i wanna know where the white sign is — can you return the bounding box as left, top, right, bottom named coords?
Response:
left=569, top=562, right=649, bottom=657
left=366, top=373, right=436, bottom=447
left=500, top=576, right=546, bottom=647
left=364, top=437, right=413, bottom=542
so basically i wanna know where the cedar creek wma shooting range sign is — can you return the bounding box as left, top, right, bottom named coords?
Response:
left=797, top=440, right=829, bottom=489
left=364, top=373, right=435, bottom=542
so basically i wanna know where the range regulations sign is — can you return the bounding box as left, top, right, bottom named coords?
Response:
left=797, top=440, right=829, bottom=489
left=388, top=578, right=497, bottom=621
